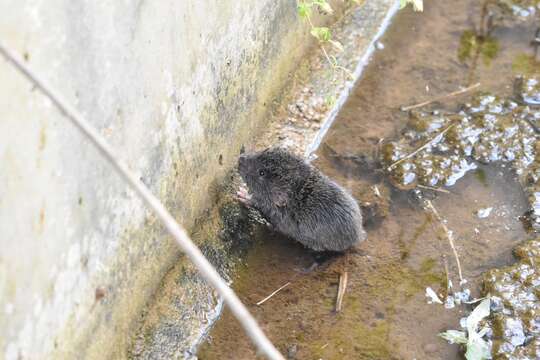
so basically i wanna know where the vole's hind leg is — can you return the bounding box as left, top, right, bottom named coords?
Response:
left=296, top=250, right=342, bottom=274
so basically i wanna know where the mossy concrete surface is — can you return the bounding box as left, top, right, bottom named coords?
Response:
left=0, top=0, right=395, bottom=359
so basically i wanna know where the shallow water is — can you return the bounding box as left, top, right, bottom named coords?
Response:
left=197, top=1, right=539, bottom=359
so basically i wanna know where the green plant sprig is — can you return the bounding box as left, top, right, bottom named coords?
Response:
left=400, top=0, right=423, bottom=12
left=297, top=0, right=423, bottom=79
left=297, top=0, right=354, bottom=79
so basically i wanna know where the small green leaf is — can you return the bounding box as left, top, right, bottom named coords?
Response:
left=324, top=95, right=336, bottom=107
left=465, top=337, right=490, bottom=360
left=311, top=27, right=331, bottom=42
left=411, top=0, right=423, bottom=12
left=315, top=0, right=334, bottom=14
left=466, top=298, right=490, bottom=335
left=298, top=3, right=312, bottom=19
left=440, top=299, right=491, bottom=360
left=400, top=0, right=424, bottom=12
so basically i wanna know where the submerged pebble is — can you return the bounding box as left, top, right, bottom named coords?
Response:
left=478, top=207, right=494, bottom=219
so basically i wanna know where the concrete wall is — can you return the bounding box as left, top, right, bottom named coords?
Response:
left=0, top=0, right=340, bottom=358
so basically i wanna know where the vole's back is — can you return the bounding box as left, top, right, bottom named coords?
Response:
left=238, top=148, right=367, bottom=252
left=281, top=171, right=366, bottom=251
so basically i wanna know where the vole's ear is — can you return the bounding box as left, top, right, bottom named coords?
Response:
left=272, top=189, right=288, bottom=207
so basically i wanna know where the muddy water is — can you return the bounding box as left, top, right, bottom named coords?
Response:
left=198, top=1, right=539, bottom=359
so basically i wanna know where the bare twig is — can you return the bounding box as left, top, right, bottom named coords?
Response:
left=464, top=296, right=487, bottom=304
left=375, top=137, right=384, bottom=161
left=0, top=42, right=284, bottom=360
left=400, top=83, right=480, bottom=111
left=320, top=44, right=354, bottom=80
left=417, top=184, right=451, bottom=194
left=387, top=124, right=455, bottom=171
left=305, top=13, right=354, bottom=80
left=256, top=282, right=291, bottom=306
left=335, top=271, right=348, bottom=312
left=427, top=214, right=451, bottom=293
left=424, top=200, right=464, bottom=285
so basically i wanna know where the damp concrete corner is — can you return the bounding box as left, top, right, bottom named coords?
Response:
left=0, top=0, right=398, bottom=359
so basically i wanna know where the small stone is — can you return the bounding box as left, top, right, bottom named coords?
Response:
left=423, top=343, right=438, bottom=354
left=287, top=344, right=298, bottom=359
left=477, top=207, right=493, bottom=218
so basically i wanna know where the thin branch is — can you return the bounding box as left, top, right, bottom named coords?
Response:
left=256, top=282, right=291, bottom=306
left=320, top=44, right=354, bottom=80
left=0, top=42, right=284, bottom=360
left=424, top=200, right=464, bottom=285
left=387, top=124, right=455, bottom=171
left=417, top=184, right=451, bottom=194
left=334, top=271, right=348, bottom=312
left=305, top=12, right=353, bottom=80
left=372, top=185, right=382, bottom=198
left=427, top=214, right=451, bottom=293
left=400, top=83, right=480, bottom=112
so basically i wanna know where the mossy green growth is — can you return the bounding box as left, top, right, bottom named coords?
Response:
left=483, top=239, right=540, bottom=359
left=306, top=258, right=443, bottom=359
left=400, top=215, right=431, bottom=260
left=512, top=53, right=540, bottom=76
left=474, top=168, right=489, bottom=187
left=458, top=30, right=499, bottom=66
left=308, top=303, right=395, bottom=360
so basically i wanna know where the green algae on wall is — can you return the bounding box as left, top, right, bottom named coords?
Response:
left=128, top=171, right=268, bottom=359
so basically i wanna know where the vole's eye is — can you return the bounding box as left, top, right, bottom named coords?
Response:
left=258, top=169, right=265, bottom=177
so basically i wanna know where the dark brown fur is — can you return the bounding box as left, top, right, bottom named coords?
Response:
left=237, top=148, right=366, bottom=251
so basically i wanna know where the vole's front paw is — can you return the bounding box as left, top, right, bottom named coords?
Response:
left=294, top=262, right=320, bottom=274
left=236, top=185, right=252, bottom=207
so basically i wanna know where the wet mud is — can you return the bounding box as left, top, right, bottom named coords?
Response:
left=198, top=1, right=540, bottom=359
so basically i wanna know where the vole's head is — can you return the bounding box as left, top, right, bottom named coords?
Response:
left=238, top=148, right=309, bottom=208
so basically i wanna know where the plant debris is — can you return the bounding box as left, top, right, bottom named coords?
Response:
left=439, top=298, right=492, bottom=360
left=382, top=76, right=540, bottom=231
left=482, top=239, right=540, bottom=359
left=256, top=282, right=291, bottom=306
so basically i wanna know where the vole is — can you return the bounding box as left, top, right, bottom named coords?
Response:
left=237, top=147, right=366, bottom=252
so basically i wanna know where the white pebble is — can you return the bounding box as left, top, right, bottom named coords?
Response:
left=477, top=207, right=493, bottom=219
